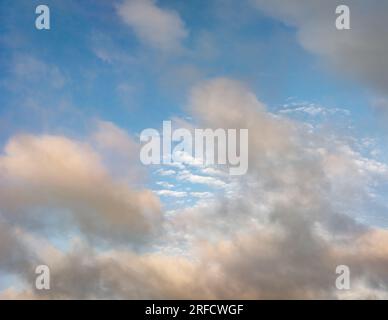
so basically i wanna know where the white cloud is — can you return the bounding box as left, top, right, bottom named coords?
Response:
left=190, top=192, right=213, bottom=199
left=200, top=167, right=228, bottom=177
left=116, top=0, right=188, bottom=52
left=154, top=190, right=187, bottom=198
left=279, top=102, right=350, bottom=117
left=156, top=181, right=174, bottom=189
left=155, top=169, right=176, bottom=176
left=177, top=170, right=227, bottom=188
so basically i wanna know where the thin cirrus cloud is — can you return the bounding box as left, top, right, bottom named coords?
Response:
left=116, top=0, right=188, bottom=52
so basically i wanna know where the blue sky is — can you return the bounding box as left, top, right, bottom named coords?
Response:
left=1, top=0, right=388, bottom=299
left=2, top=0, right=387, bottom=214
left=0, top=0, right=383, bottom=135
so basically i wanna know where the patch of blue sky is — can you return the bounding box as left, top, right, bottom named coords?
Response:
left=0, top=272, right=25, bottom=292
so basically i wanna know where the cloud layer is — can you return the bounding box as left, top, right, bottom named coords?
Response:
left=1, top=78, right=388, bottom=299
left=252, top=0, right=388, bottom=97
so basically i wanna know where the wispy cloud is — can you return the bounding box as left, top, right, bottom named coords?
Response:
left=116, top=0, right=188, bottom=52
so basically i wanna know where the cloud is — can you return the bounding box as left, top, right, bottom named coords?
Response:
left=155, top=169, right=176, bottom=176
left=279, top=101, right=350, bottom=117
left=0, top=129, right=162, bottom=245
left=0, top=224, right=36, bottom=277
left=11, top=54, right=66, bottom=89
left=3, top=226, right=388, bottom=299
left=154, top=190, right=188, bottom=198
left=116, top=0, right=188, bottom=52
left=168, top=78, right=388, bottom=298
left=91, top=120, right=145, bottom=183
left=177, top=170, right=227, bottom=188
left=90, top=32, right=135, bottom=65
left=156, top=181, right=174, bottom=189
left=252, top=0, right=388, bottom=98
left=190, top=192, right=213, bottom=199
left=2, top=79, right=388, bottom=299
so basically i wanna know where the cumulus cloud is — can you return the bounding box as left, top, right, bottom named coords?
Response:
left=252, top=0, right=388, bottom=98
left=4, top=226, right=388, bottom=299
left=91, top=120, right=146, bottom=183
left=116, top=0, right=188, bottom=52
left=0, top=129, right=162, bottom=245
left=168, top=78, right=388, bottom=298
left=0, top=224, right=36, bottom=278
left=2, top=79, right=388, bottom=299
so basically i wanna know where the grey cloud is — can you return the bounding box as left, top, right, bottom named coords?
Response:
left=252, top=0, right=388, bottom=97
left=2, top=79, right=388, bottom=299
left=0, top=130, right=162, bottom=246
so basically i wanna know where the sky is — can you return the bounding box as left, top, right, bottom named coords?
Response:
left=0, top=0, right=388, bottom=299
